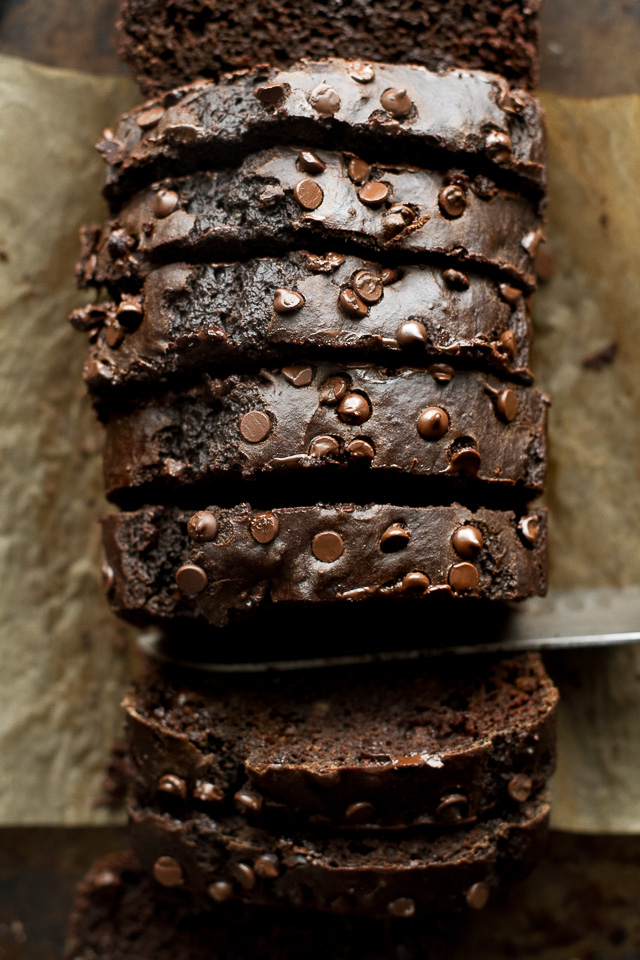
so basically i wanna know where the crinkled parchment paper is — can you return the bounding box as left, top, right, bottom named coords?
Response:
left=0, top=55, right=638, bottom=828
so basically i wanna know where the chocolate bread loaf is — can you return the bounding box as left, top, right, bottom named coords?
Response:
left=101, top=504, right=548, bottom=629
left=74, top=255, right=532, bottom=405
left=77, top=150, right=543, bottom=293
left=126, top=655, right=557, bottom=829
left=100, top=59, right=546, bottom=207
left=116, top=0, right=543, bottom=99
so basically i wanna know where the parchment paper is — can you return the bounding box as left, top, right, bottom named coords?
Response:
left=0, top=55, right=638, bottom=829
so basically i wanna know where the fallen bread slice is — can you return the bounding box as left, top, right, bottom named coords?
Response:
left=73, top=254, right=532, bottom=405
left=77, top=150, right=543, bottom=292
left=101, top=504, right=547, bottom=630
left=101, top=59, right=545, bottom=207
left=102, top=366, right=548, bottom=504
left=126, top=654, right=557, bottom=829
left=129, top=795, right=550, bottom=918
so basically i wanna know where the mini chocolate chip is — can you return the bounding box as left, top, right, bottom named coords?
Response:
left=345, top=438, right=375, bottom=459
left=380, top=88, right=413, bottom=118
left=508, top=774, right=533, bottom=803
left=153, top=856, right=183, bottom=888
left=105, top=321, right=125, bottom=349
left=380, top=267, right=398, bottom=285
left=339, top=288, right=369, bottom=318
left=309, top=82, right=341, bottom=115
left=282, top=364, right=313, bottom=387
left=107, top=229, right=129, bottom=259
left=158, top=774, right=187, bottom=799
left=401, top=571, right=430, bottom=595
left=495, top=388, right=519, bottom=422
left=349, top=61, right=375, bottom=83
left=449, top=446, right=482, bottom=475
left=193, top=781, right=223, bottom=802
left=388, top=898, right=416, bottom=919
left=319, top=376, right=348, bottom=405
left=358, top=181, right=389, bottom=207
left=417, top=407, right=449, bottom=439
left=297, top=150, right=325, bottom=174
left=518, top=515, right=540, bottom=547
left=428, top=363, right=455, bottom=382
left=187, top=511, right=218, bottom=542
left=273, top=288, right=305, bottom=313
left=337, top=393, right=371, bottom=424
left=116, top=299, right=143, bottom=329
left=486, top=129, right=513, bottom=160
left=449, top=562, right=479, bottom=592
left=309, top=435, right=340, bottom=458
left=452, top=526, right=484, bottom=558
left=439, top=184, right=467, bottom=218
left=353, top=270, right=383, bottom=304
left=231, top=863, right=256, bottom=891
left=294, top=178, right=324, bottom=210
left=466, top=882, right=490, bottom=910
left=240, top=410, right=271, bottom=443
left=347, top=157, right=371, bottom=184
left=175, top=563, right=208, bottom=595
left=436, top=793, right=469, bottom=823
left=344, top=801, right=376, bottom=824
left=250, top=512, right=279, bottom=544
left=442, top=268, right=470, bottom=290
left=208, top=881, right=234, bottom=902
left=312, top=531, right=344, bottom=562
left=254, top=82, right=286, bottom=106
left=254, top=854, right=280, bottom=879
left=305, top=251, right=345, bottom=272
left=522, top=229, right=544, bottom=257
left=499, top=283, right=522, bottom=306
left=136, top=105, right=164, bottom=129
left=396, top=320, right=428, bottom=347
left=153, top=189, right=178, bottom=219
left=498, top=330, right=518, bottom=357
left=234, top=789, right=263, bottom=814
left=380, top=523, right=411, bottom=552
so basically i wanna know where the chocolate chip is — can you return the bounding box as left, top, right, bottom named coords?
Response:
left=153, top=856, right=183, bottom=888
left=337, top=393, right=371, bottom=424
left=442, top=268, right=470, bottom=290
left=349, top=61, right=375, bottom=83
left=208, top=881, right=234, bottom=902
left=508, top=773, right=533, bottom=803
left=438, top=184, right=467, bottom=218
left=495, top=388, right=519, bottom=422
left=499, top=283, right=522, bottom=306
left=449, top=445, right=482, bottom=475
left=380, top=523, right=411, bottom=552
left=297, top=150, right=325, bottom=174
left=436, top=793, right=469, bottom=823
left=522, top=229, right=544, bottom=257
left=294, top=178, right=324, bottom=210
left=466, top=882, right=490, bottom=910
left=339, top=288, right=369, bottom=318
left=401, top=571, right=430, bottom=595
left=380, top=88, right=413, bottom=118
left=312, top=531, right=344, bottom=562
left=304, top=251, right=345, bottom=272
left=107, top=229, right=129, bottom=259
left=353, top=270, right=383, bottom=304
left=388, top=898, right=416, bottom=919
left=309, top=82, right=341, bottom=116
left=486, top=129, right=513, bottom=161
left=105, top=321, right=125, bottom=349
left=158, top=774, right=187, bottom=799
left=187, top=511, right=218, bottom=542
left=175, top=563, right=208, bottom=595
left=345, top=438, right=375, bottom=459
left=231, top=863, right=256, bottom=891
left=344, top=801, right=376, bottom=824
left=273, top=288, right=305, bottom=313
left=449, top=562, right=479, bottom=592
left=100, top=563, right=114, bottom=593
left=136, top=105, right=165, bottom=129
left=254, top=82, right=287, bottom=106
left=498, top=330, right=517, bottom=357
left=381, top=206, right=413, bottom=239
left=153, top=189, right=178, bottom=219
left=97, top=138, right=125, bottom=164
left=319, top=376, right=348, bottom=405
left=254, top=854, right=280, bottom=879
left=452, top=526, right=484, bottom=558
left=417, top=407, right=449, bottom=440
left=116, top=299, right=143, bottom=330
left=347, top=157, right=371, bottom=184
left=428, top=363, right=455, bottom=383
left=518, top=515, right=540, bottom=547
left=240, top=410, right=271, bottom=443
left=193, top=781, right=223, bottom=802
left=358, top=181, right=389, bottom=207
left=234, top=789, right=263, bottom=814
left=380, top=267, right=398, bottom=285
left=309, top=435, right=340, bottom=458
left=250, top=512, right=279, bottom=544
left=282, top=364, right=313, bottom=387
left=396, top=320, right=428, bottom=347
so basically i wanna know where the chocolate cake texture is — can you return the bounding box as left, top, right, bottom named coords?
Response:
left=116, top=0, right=543, bottom=98
left=74, top=254, right=533, bottom=405
left=126, top=655, right=557, bottom=829
left=101, top=504, right=548, bottom=629
left=100, top=59, right=546, bottom=208
left=77, top=149, right=543, bottom=293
